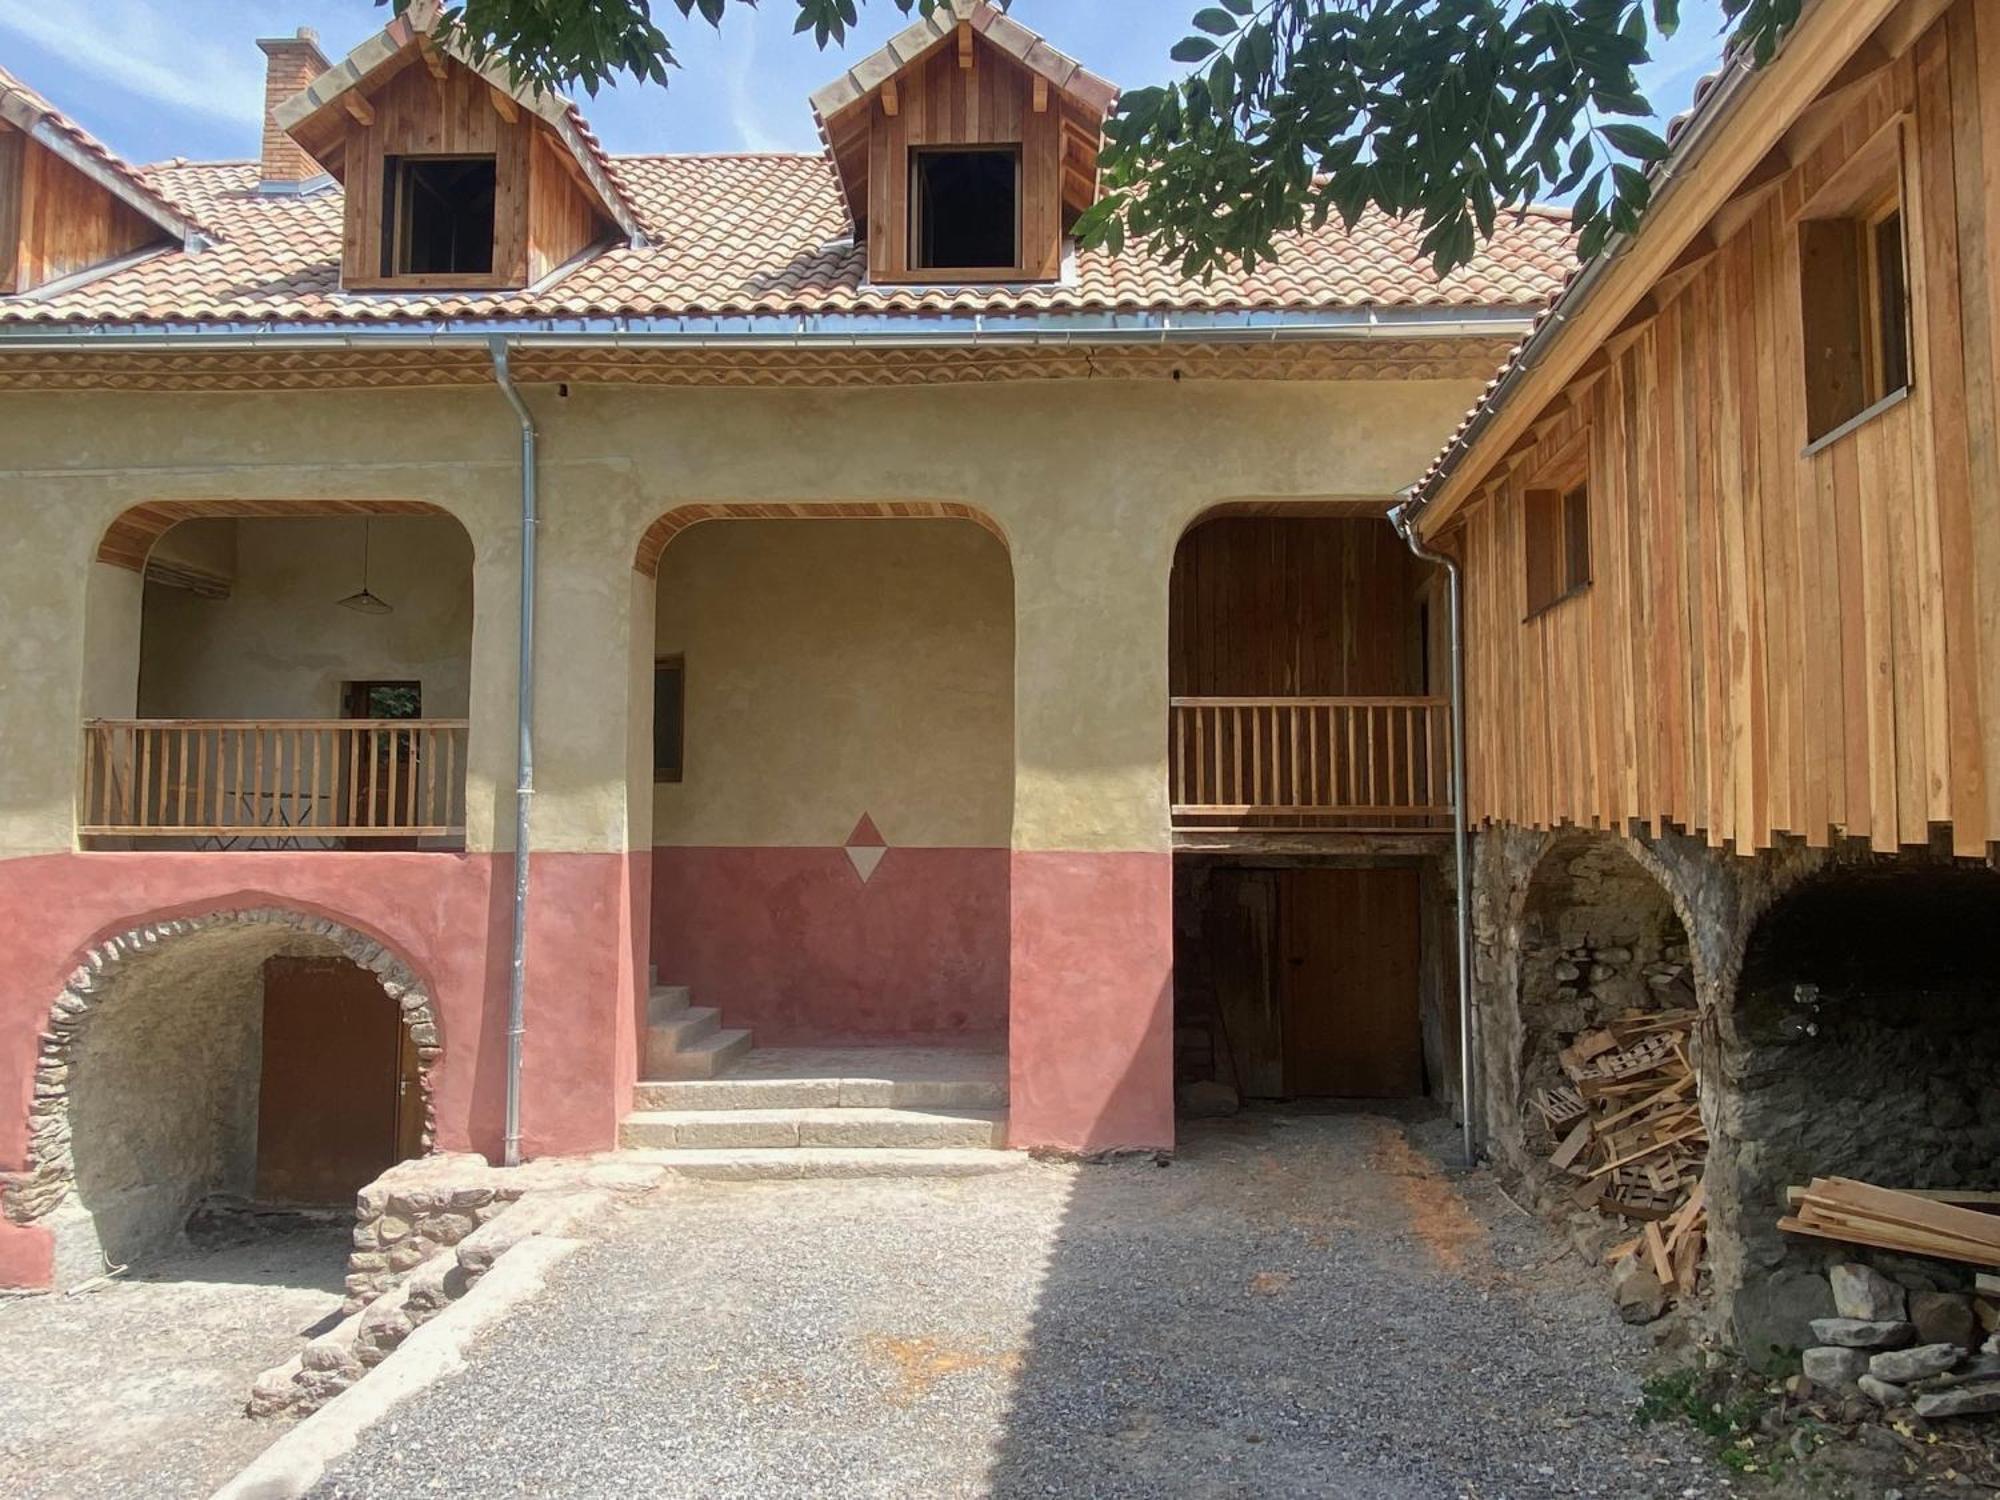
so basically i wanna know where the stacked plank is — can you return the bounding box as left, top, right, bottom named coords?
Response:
left=1531, top=1007, right=1709, bottom=1295
left=1780, top=1179, right=2000, bottom=1269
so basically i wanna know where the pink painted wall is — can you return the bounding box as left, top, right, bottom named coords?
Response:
left=1008, top=850, right=1175, bottom=1155
left=651, top=845, right=1009, bottom=1046
left=0, top=848, right=641, bottom=1286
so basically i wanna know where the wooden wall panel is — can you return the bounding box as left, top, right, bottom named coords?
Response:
left=526, top=127, right=604, bottom=281
left=863, top=32, right=1061, bottom=282
left=7, top=131, right=162, bottom=293
left=1169, top=518, right=1431, bottom=697
left=337, top=57, right=539, bottom=288
left=1453, top=0, right=2000, bottom=858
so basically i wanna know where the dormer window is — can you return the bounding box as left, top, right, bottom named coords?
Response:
left=911, top=147, right=1018, bottom=272
left=384, top=155, right=497, bottom=278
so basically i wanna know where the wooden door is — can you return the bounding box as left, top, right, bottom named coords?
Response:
left=256, top=956, right=411, bottom=1203
left=1279, top=867, right=1425, bottom=1097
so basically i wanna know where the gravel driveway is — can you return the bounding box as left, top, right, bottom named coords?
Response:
left=0, top=1225, right=347, bottom=1500
left=308, top=1112, right=1728, bottom=1500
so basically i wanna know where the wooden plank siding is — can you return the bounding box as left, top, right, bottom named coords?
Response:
left=3, top=125, right=164, bottom=294
left=1449, top=2, right=2000, bottom=857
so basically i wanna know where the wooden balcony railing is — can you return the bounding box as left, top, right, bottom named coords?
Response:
left=80, top=719, right=468, bottom=845
left=1170, top=696, right=1453, bottom=833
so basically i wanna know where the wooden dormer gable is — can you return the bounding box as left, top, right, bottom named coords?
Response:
left=273, top=10, right=643, bottom=292
left=0, top=67, right=203, bottom=297
left=810, top=0, right=1116, bottom=284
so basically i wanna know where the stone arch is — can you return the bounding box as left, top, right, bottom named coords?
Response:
left=3, top=906, right=441, bottom=1250
left=1479, top=827, right=1695, bottom=1179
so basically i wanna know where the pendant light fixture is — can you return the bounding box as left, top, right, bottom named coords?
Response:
left=337, top=516, right=394, bottom=615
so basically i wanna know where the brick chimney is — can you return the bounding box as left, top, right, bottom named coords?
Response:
left=255, top=28, right=331, bottom=192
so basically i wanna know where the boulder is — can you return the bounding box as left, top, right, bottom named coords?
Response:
left=1612, top=1253, right=1670, bottom=1325
left=1910, top=1291, right=1976, bottom=1350
left=1801, top=1346, right=1868, bottom=1390
left=1810, top=1318, right=1915, bottom=1349
left=1912, top=1381, right=2000, bottom=1419
left=1829, top=1263, right=1907, bottom=1323
left=1857, top=1374, right=1906, bottom=1407
left=1867, top=1344, right=1961, bottom=1384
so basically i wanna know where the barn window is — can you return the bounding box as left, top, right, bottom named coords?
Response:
left=381, top=155, right=497, bottom=278
left=1524, top=440, right=1591, bottom=617
left=1798, top=128, right=1910, bottom=447
left=910, top=147, right=1020, bottom=272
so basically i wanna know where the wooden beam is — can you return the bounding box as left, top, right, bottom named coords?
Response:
left=1650, top=228, right=1719, bottom=304
left=1033, top=75, right=1049, bottom=114
left=418, top=35, right=448, bottom=82
left=1874, top=0, right=1955, bottom=59
left=881, top=77, right=899, bottom=117
left=1783, top=40, right=1894, bottom=164
left=341, top=92, right=375, bottom=127
left=958, top=19, right=974, bottom=69
left=1707, top=145, right=1792, bottom=243
left=487, top=86, right=520, bottom=125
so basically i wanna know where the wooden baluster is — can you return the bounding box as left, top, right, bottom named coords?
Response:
left=405, top=726, right=418, bottom=832
left=138, top=726, right=153, bottom=830
left=367, top=727, right=381, bottom=832
left=1288, top=704, right=1301, bottom=814
left=194, top=727, right=209, bottom=829
left=445, top=727, right=459, bottom=831
left=272, top=728, right=286, bottom=834
left=1250, top=704, right=1263, bottom=811
left=346, top=726, right=360, bottom=832
left=422, top=726, right=436, bottom=832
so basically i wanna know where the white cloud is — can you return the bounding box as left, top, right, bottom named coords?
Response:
left=0, top=0, right=264, bottom=126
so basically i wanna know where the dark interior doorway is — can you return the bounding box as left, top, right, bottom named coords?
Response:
left=1175, top=860, right=1429, bottom=1102
left=256, top=955, right=423, bottom=1204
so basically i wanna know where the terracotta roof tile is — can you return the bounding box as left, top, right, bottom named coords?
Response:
left=0, top=153, right=1574, bottom=326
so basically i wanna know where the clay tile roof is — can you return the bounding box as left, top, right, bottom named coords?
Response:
left=0, top=61, right=211, bottom=247
left=0, top=151, right=1574, bottom=327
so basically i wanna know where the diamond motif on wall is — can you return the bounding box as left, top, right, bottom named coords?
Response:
left=844, top=813, right=887, bottom=884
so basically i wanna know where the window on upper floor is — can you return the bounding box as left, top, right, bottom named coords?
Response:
left=1799, top=138, right=1911, bottom=446
left=910, top=147, right=1020, bottom=273
left=381, top=155, right=497, bottom=279
left=1524, top=442, right=1591, bottom=618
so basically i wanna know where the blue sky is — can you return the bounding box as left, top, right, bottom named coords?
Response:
left=0, top=0, right=1735, bottom=170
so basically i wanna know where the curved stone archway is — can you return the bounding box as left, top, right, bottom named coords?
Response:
left=3, top=906, right=441, bottom=1240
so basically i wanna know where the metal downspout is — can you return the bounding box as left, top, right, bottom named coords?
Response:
left=489, top=338, right=537, bottom=1169
left=1389, top=496, right=1476, bottom=1168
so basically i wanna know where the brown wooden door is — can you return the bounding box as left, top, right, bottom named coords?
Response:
left=1279, top=867, right=1425, bottom=1098
left=256, top=956, right=412, bottom=1203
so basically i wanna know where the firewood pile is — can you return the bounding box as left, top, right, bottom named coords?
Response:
left=1780, top=1178, right=2000, bottom=1269
left=1531, top=1006, right=1708, bottom=1301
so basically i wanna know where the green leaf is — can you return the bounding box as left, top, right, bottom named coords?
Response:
left=1170, top=35, right=1220, bottom=63
left=1191, top=7, right=1240, bottom=36
left=1600, top=122, right=1670, bottom=161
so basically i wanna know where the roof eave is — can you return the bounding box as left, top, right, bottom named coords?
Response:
left=1410, top=0, right=1914, bottom=540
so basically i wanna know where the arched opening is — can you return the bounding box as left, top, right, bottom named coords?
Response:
left=1166, top=509, right=1455, bottom=1110
left=81, top=502, right=474, bottom=849
left=1721, top=863, right=2000, bottom=1348
left=1513, top=834, right=1696, bottom=1211
left=11, top=909, right=437, bottom=1290
left=631, top=508, right=1015, bottom=1133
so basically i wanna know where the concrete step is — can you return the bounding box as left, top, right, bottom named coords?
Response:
left=618, top=1106, right=1008, bottom=1151
left=646, top=985, right=692, bottom=1024
left=642, top=1007, right=721, bottom=1072
left=632, top=1073, right=1007, bottom=1112
left=645, top=1028, right=753, bottom=1082
left=616, top=1148, right=1029, bottom=1181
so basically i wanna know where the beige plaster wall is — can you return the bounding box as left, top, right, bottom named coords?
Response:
left=652, top=519, right=1014, bottom=848
left=137, top=515, right=474, bottom=721
left=0, top=374, right=1486, bottom=861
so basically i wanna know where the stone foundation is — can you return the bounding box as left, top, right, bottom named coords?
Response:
left=1474, top=822, right=2000, bottom=1365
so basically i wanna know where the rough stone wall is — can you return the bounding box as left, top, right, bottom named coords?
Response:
left=2, top=907, right=441, bottom=1288
left=1475, top=819, right=2000, bottom=1366
left=343, top=1155, right=525, bottom=1312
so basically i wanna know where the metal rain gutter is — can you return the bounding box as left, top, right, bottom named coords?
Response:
left=0, top=304, right=1536, bottom=351
left=1388, top=492, right=1476, bottom=1168
left=487, top=337, right=538, bottom=1171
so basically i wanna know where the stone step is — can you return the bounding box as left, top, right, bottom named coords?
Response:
left=616, top=1148, right=1029, bottom=1181
left=643, top=1007, right=721, bottom=1069
left=646, top=985, right=692, bottom=1024
left=645, top=1028, right=753, bottom=1082
left=631, top=1074, right=1007, bottom=1112
left=617, top=1106, right=1008, bottom=1151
